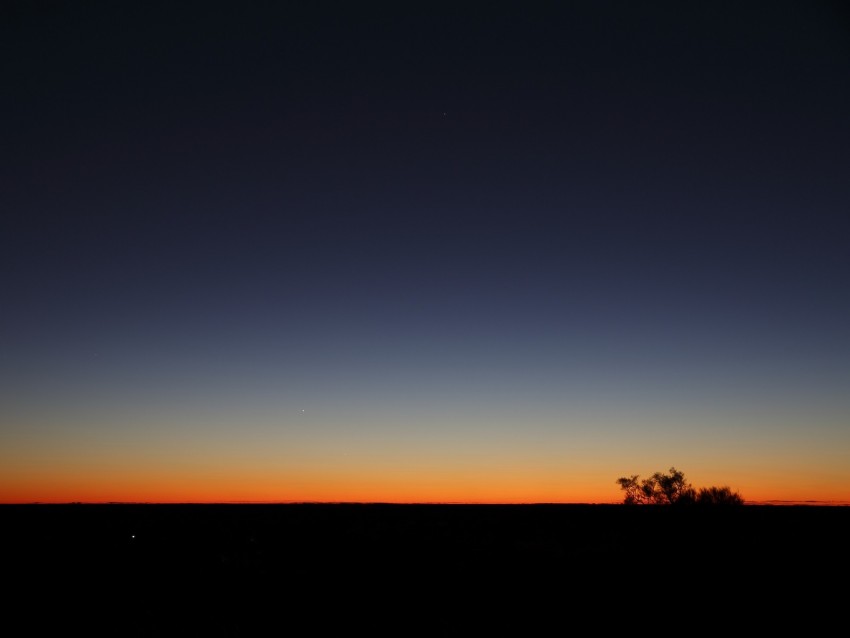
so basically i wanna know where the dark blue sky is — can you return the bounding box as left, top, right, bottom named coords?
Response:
left=2, top=1, right=849, bottom=503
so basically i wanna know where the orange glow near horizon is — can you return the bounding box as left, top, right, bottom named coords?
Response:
left=2, top=463, right=848, bottom=505
left=3, top=409, right=848, bottom=506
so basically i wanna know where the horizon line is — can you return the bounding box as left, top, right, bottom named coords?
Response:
left=4, top=500, right=850, bottom=506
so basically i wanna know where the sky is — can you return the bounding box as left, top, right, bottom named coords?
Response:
left=2, top=0, right=849, bottom=504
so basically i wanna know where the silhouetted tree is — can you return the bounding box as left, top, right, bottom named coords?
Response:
left=615, top=475, right=646, bottom=505
left=652, top=467, right=694, bottom=504
left=616, top=467, right=694, bottom=504
left=616, top=467, right=743, bottom=505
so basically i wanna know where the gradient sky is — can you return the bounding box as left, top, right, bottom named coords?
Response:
left=2, top=1, right=849, bottom=504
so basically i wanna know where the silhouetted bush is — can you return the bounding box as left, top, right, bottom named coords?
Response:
left=695, top=486, right=744, bottom=505
left=617, top=467, right=743, bottom=505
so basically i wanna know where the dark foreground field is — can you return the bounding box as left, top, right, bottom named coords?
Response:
left=3, top=503, right=847, bottom=635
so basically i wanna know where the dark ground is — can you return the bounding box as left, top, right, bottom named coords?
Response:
left=3, top=503, right=847, bottom=635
